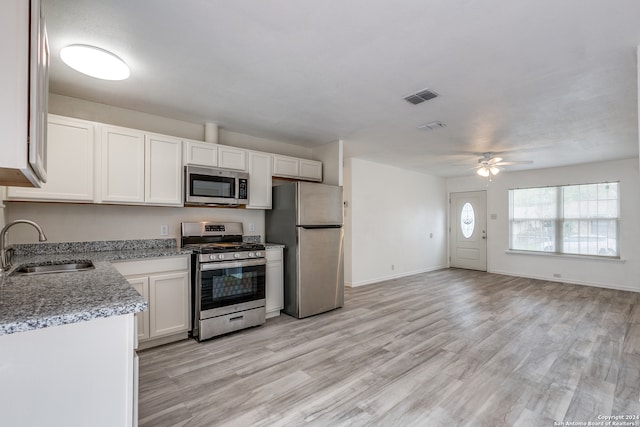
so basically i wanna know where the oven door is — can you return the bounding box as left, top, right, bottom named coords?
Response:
left=198, top=259, right=266, bottom=317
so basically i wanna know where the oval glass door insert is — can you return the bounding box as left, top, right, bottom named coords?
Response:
left=460, top=202, right=475, bottom=238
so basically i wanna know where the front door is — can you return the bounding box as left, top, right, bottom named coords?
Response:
left=450, top=191, right=487, bottom=271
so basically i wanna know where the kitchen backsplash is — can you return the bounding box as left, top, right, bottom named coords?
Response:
left=242, top=235, right=261, bottom=244
left=11, top=238, right=177, bottom=256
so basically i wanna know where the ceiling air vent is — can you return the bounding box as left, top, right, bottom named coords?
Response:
left=417, top=121, right=446, bottom=131
left=404, top=88, right=438, bottom=105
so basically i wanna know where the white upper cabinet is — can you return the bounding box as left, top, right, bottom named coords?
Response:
left=99, top=126, right=182, bottom=206
left=299, top=159, right=323, bottom=181
left=247, top=151, right=272, bottom=209
left=99, top=125, right=146, bottom=204
left=183, top=140, right=217, bottom=167
left=7, top=115, right=95, bottom=202
left=0, top=0, right=48, bottom=187
left=183, top=140, right=247, bottom=171
left=273, top=154, right=322, bottom=182
left=218, top=146, right=247, bottom=171
left=272, top=155, right=299, bottom=178
left=145, top=133, right=183, bottom=206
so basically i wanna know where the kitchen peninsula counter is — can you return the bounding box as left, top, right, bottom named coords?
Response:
left=0, top=239, right=191, bottom=336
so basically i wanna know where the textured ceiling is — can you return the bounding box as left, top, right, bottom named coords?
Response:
left=43, top=0, right=640, bottom=177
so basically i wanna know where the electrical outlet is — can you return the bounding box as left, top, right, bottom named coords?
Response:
left=160, top=225, right=169, bottom=236
left=248, top=223, right=255, bottom=232
left=391, top=264, right=395, bottom=271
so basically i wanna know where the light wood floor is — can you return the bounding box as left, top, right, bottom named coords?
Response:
left=138, top=268, right=640, bottom=426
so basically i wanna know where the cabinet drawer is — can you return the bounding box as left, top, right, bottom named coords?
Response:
left=112, top=256, right=189, bottom=276
left=266, top=248, right=283, bottom=261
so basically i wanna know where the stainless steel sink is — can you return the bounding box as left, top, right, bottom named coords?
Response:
left=13, top=261, right=95, bottom=275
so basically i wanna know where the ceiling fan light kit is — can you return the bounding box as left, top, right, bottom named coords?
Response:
left=475, top=152, right=532, bottom=179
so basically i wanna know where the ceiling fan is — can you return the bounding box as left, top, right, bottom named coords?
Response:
left=476, top=152, right=533, bottom=177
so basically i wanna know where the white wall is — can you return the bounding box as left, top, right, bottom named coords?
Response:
left=312, top=140, right=343, bottom=186
left=50, top=93, right=315, bottom=158
left=0, top=187, right=6, bottom=230
left=219, top=129, right=312, bottom=158
left=344, top=158, right=447, bottom=286
left=447, top=157, right=640, bottom=292
left=5, top=202, right=264, bottom=245
left=50, top=94, right=204, bottom=141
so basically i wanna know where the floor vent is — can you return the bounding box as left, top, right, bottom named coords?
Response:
left=404, top=88, right=438, bottom=105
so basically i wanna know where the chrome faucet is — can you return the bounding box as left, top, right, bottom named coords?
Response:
left=0, top=220, right=47, bottom=271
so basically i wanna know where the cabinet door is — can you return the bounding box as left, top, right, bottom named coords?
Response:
left=7, top=115, right=94, bottom=202
left=218, top=146, right=247, bottom=171
left=100, top=126, right=145, bottom=203
left=183, top=140, right=217, bottom=167
left=127, top=276, right=150, bottom=342
left=299, top=159, right=323, bottom=182
left=149, top=271, right=189, bottom=338
left=247, top=151, right=272, bottom=209
left=272, top=155, right=299, bottom=178
left=265, top=248, right=284, bottom=316
left=145, top=134, right=182, bottom=206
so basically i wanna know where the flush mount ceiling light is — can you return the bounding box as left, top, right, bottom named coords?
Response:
left=60, top=45, right=130, bottom=80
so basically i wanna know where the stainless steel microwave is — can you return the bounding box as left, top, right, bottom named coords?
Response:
left=184, top=165, right=249, bottom=206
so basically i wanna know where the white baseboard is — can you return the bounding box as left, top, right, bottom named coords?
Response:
left=488, top=269, right=640, bottom=293
left=345, top=265, right=448, bottom=288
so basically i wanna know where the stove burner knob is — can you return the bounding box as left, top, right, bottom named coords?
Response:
left=234, top=253, right=241, bottom=259
left=248, top=252, right=255, bottom=257
left=209, top=255, right=215, bottom=260
left=255, top=251, right=262, bottom=257
left=218, top=254, right=225, bottom=260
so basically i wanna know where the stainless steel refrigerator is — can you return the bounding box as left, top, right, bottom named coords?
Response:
left=265, top=182, right=344, bottom=318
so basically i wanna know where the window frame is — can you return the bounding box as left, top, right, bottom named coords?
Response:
left=508, top=182, right=620, bottom=259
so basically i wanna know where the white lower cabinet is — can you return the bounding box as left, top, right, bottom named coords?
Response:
left=0, top=314, right=137, bottom=427
left=128, top=277, right=150, bottom=341
left=265, top=247, right=284, bottom=318
left=149, top=272, right=190, bottom=337
left=113, top=256, right=190, bottom=349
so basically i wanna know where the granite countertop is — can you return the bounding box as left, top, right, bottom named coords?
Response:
left=0, top=239, right=192, bottom=336
left=264, top=243, right=285, bottom=249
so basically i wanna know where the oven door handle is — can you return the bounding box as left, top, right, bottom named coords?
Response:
left=200, top=258, right=266, bottom=271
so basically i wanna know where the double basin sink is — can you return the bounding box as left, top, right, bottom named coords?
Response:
left=12, top=260, right=95, bottom=275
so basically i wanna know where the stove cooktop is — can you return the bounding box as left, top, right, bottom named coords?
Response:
left=183, top=242, right=265, bottom=254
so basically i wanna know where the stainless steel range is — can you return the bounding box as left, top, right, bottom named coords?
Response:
left=181, top=221, right=266, bottom=341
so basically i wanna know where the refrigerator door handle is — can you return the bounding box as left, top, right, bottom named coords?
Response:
left=299, top=225, right=342, bottom=229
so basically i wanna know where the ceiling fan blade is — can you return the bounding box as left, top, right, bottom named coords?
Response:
left=494, top=160, right=534, bottom=166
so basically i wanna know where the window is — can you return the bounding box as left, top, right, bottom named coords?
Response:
left=509, top=182, right=619, bottom=257
left=460, top=202, right=475, bottom=238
